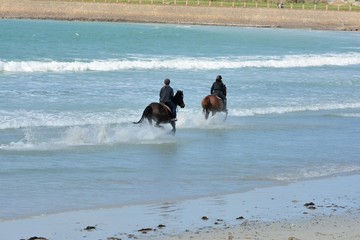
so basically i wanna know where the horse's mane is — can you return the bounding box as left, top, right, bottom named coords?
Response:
left=173, top=90, right=183, bottom=100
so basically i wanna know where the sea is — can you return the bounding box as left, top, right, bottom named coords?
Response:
left=1, top=19, right=360, bottom=221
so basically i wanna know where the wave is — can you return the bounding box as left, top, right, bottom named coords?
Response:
left=230, top=102, right=360, bottom=117
left=0, top=124, right=175, bottom=151
left=1, top=101, right=359, bottom=150
left=333, top=113, right=360, bottom=118
left=1, top=102, right=359, bottom=130
left=1, top=52, right=360, bottom=73
left=271, top=164, right=360, bottom=182
left=0, top=110, right=137, bottom=130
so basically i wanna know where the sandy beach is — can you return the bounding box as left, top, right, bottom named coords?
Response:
left=1, top=175, right=360, bottom=240
left=1, top=0, right=360, bottom=30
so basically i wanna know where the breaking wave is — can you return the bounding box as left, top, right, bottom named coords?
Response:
left=1, top=102, right=359, bottom=130
left=231, top=102, right=360, bottom=117
left=1, top=52, right=360, bottom=73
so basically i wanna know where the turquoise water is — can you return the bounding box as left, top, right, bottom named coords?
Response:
left=1, top=19, right=360, bottom=220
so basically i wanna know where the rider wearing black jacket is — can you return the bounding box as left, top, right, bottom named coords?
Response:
left=211, top=75, right=227, bottom=111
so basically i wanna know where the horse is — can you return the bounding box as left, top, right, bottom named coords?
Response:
left=133, top=90, right=185, bottom=135
left=201, top=94, right=228, bottom=120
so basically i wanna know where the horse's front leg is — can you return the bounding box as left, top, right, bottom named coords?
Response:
left=170, top=121, right=176, bottom=135
left=224, top=110, right=228, bottom=121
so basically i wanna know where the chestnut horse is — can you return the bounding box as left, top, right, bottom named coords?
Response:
left=133, top=90, right=185, bottom=134
left=201, top=95, right=228, bottom=120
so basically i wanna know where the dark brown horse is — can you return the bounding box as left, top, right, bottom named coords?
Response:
left=201, top=94, right=228, bottom=120
left=133, top=90, right=185, bottom=134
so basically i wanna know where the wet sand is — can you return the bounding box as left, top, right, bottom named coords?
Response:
left=1, top=175, right=360, bottom=240
left=1, top=0, right=360, bottom=30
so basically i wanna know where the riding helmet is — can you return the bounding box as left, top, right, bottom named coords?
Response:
left=216, top=75, right=222, bottom=81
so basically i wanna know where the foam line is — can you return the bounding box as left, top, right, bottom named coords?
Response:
left=1, top=53, right=360, bottom=72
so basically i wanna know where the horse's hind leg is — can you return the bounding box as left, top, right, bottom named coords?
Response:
left=147, top=117, right=153, bottom=126
left=204, top=110, right=210, bottom=120
left=155, top=121, right=163, bottom=129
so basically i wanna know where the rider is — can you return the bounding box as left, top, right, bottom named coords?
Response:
left=211, top=75, right=227, bottom=111
left=160, top=78, right=177, bottom=121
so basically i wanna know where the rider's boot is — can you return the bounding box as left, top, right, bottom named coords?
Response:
left=171, top=112, right=177, bottom=122
left=223, top=99, right=228, bottom=112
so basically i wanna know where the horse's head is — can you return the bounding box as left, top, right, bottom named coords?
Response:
left=173, top=90, right=185, bottom=108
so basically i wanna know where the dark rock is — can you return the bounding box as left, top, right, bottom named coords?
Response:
left=304, top=202, right=316, bottom=209
left=157, top=224, right=166, bottom=228
left=201, top=216, right=209, bottom=220
left=28, top=237, right=48, bottom=240
left=84, top=226, right=96, bottom=231
left=236, top=216, right=244, bottom=220
left=304, top=202, right=315, bottom=207
left=138, top=228, right=153, bottom=233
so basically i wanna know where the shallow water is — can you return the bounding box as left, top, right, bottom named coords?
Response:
left=1, top=19, right=360, bottom=220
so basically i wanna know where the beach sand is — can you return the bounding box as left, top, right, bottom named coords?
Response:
left=1, top=0, right=360, bottom=31
left=1, top=175, right=360, bottom=240
left=164, top=214, right=360, bottom=240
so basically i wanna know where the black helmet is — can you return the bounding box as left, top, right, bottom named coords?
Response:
left=216, top=75, right=222, bottom=82
left=164, top=78, right=170, bottom=85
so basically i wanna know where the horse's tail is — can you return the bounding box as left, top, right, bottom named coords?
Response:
left=133, top=106, right=152, bottom=124
left=201, top=96, right=211, bottom=113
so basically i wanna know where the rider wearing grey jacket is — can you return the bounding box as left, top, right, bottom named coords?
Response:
left=159, top=78, right=177, bottom=121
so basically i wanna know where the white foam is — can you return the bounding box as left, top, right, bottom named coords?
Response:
left=1, top=102, right=359, bottom=131
left=231, top=102, right=360, bottom=117
left=0, top=109, right=140, bottom=130
left=0, top=123, right=174, bottom=151
left=1, top=52, right=360, bottom=72
left=272, top=164, right=360, bottom=181
left=335, top=113, right=360, bottom=118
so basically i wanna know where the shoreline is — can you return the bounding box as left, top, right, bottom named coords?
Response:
left=1, top=0, right=360, bottom=31
left=1, top=174, right=360, bottom=240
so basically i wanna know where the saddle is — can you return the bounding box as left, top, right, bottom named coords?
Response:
left=160, top=102, right=172, bottom=113
left=211, top=94, right=226, bottom=111
left=211, top=94, right=223, bottom=102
